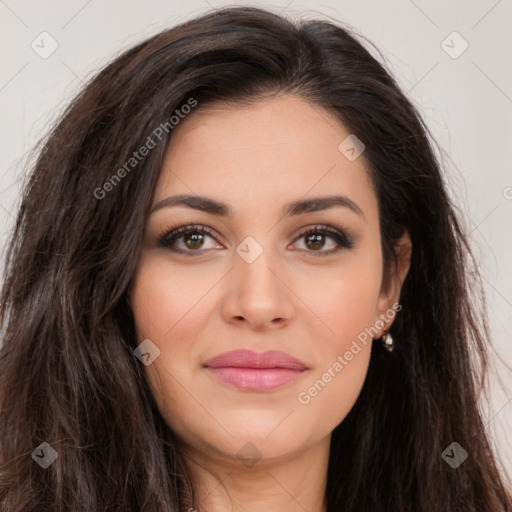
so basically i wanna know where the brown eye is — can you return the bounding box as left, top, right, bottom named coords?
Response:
left=183, top=232, right=206, bottom=250
left=158, top=223, right=354, bottom=257
left=158, top=225, right=220, bottom=254
left=293, top=226, right=354, bottom=255
left=305, top=232, right=328, bottom=251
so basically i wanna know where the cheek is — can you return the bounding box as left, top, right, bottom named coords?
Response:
left=129, top=254, right=216, bottom=341
left=294, top=278, right=378, bottom=421
left=129, top=255, right=225, bottom=425
left=303, top=243, right=383, bottom=345
left=291, top=244, right=382, bottom=424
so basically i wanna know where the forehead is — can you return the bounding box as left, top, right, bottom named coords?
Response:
left=155, top=95, right=377, bottom=221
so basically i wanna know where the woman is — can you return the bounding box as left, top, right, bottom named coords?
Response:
left=0, top=6, right=510, bottom=512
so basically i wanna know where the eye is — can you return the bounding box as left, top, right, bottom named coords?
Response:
left=291, top=225, right=354, bottom=255
left=158, top=224, right=220, bottom=254
left=158, top=223, right=354, bottom=256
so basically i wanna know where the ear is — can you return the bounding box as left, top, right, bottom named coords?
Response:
left=374, top=230, right=412, bottom=337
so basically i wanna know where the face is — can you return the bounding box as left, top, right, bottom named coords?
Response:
left=129, top=94, right=410, bottom=467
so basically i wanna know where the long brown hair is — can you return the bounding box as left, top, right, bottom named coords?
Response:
left=1, top=6, right=510, bottom=511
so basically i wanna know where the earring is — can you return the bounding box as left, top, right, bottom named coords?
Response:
left=381, top=331, right=394, bottom=352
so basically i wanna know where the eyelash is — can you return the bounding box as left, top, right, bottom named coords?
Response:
left=157, top=222, right=354, bottom=257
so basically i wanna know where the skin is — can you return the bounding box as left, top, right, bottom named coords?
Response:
left=129, top=94, right=411, bottom=512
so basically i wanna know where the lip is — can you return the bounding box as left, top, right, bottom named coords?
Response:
left=203, top=349, right=308, bottom=391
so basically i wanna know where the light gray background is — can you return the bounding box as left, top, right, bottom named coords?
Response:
left=1, top=0, right=511, bottom=479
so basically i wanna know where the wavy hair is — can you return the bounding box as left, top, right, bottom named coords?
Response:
left=1, top=6, right=511, bottom=511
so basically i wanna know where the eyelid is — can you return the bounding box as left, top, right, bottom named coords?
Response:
left=157, top=223, right=221, bottom=250
left=290, top=224, right=355, bottom=254
left=157, top=222, right=355, bottom=255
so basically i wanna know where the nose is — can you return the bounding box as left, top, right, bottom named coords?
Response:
left=221, top=243, right=294, bottom=331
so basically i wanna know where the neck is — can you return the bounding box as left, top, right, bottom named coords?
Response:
left=182, top=436, right=330, bottom=512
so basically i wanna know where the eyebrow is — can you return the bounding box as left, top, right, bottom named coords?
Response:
left=150, top=194, right=365, bottom=220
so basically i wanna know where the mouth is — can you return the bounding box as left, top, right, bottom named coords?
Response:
left=202, top=349, right=309, bottom=392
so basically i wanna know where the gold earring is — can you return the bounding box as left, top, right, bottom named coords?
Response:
left=381, top=331, right=394, bottom=352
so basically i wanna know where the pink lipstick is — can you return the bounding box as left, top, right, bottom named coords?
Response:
left=203, top=349, right=308, bottom=391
